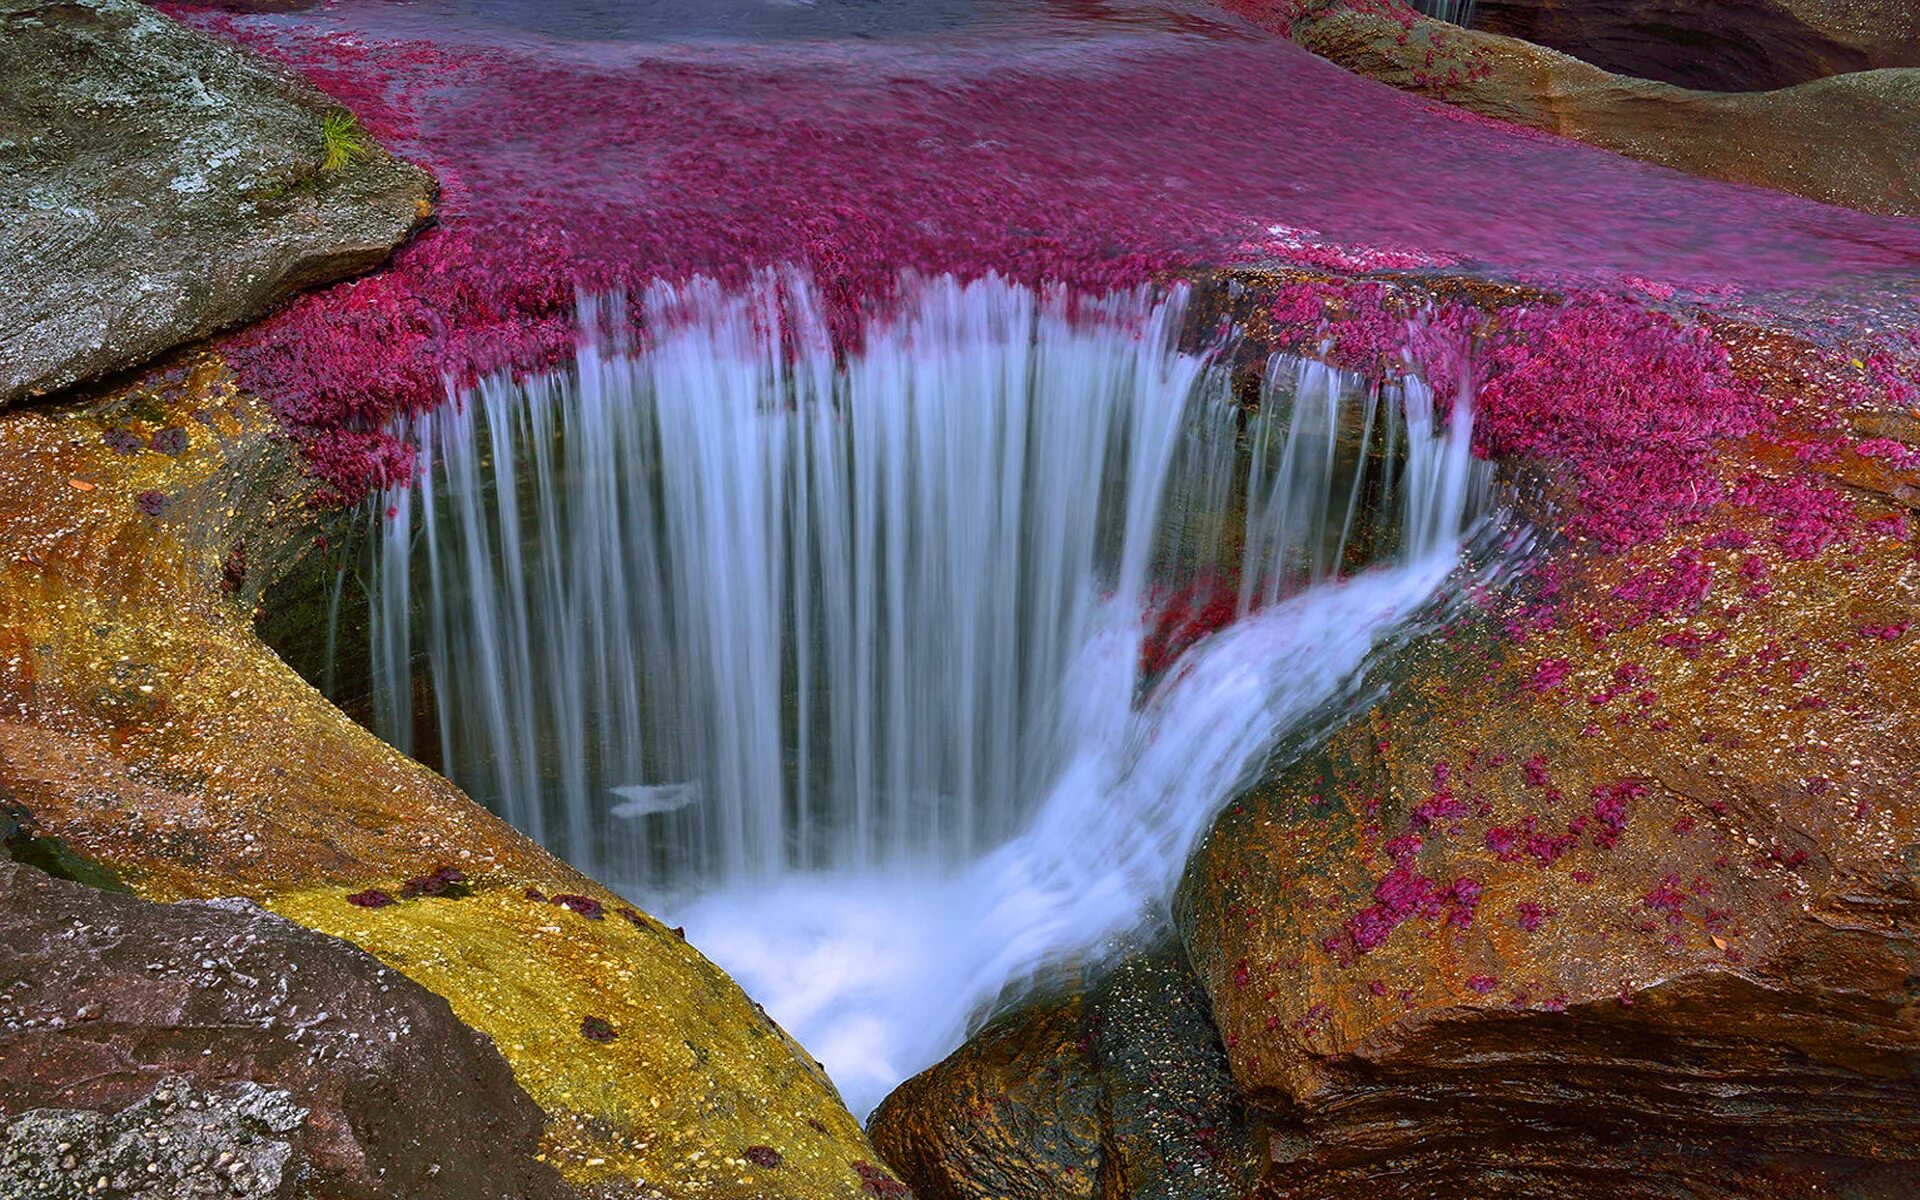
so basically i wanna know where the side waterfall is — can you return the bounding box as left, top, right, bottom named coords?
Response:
left=363, top=272, right=1487, bottom=1113
left=1410, top=0, right=1476, bottom=25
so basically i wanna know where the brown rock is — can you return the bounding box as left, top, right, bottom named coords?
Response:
left=1166, top=325, right=1920, bottom=1195
left=873, top=996, right=1102, bottom=1200
left=1474, top=0, right=1920, bottom=91
left=0, top=857, right=579, bottom=1200
left=871, top=946, right=1256, bottom=1200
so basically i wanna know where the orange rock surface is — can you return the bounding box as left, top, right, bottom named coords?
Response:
left=0, top=353, right=904, bottom=1199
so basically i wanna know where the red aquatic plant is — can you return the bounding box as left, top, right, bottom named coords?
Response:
left=551, top=893, right=605, bottom=920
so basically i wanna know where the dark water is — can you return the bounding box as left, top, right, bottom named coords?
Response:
left=220, top=0, right=1238, bottom=46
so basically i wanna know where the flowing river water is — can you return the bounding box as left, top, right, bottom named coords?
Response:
left=188, top=0, right=1920, bottom=1116
left=357, top=272, right=1489, bottom=1110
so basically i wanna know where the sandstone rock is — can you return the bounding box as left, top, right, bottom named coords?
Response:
left=1474, top=0, right=1920, bottom=91
left=870, top=945, right=1255, bottom=1200
left=0, top=351, right=905, bottom=1198
left=1218, top=0, right=1920, bottom=216
left=0, top=0, right=432, bottom=406
left=0, top=857, right=578, bottom=1199
left=1160, top=288, right=1920, bottom=1194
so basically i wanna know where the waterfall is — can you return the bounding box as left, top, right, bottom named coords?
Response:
left=1410, top=0, right=1476, bottom=25
left=361, top=271, right=1487, bottom=1111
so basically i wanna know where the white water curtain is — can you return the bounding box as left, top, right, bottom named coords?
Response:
left=366, top=273, right=1481, bottom=894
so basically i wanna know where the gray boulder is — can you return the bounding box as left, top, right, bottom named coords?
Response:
left=2, top=1076, right=305, bottom=1200
left=0, top=0, right=432, bottom=405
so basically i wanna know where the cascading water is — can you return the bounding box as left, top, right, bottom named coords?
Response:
left=1409, top=0, right=1476, bottom=25
left=361, top=272, right=1488, bottom=1114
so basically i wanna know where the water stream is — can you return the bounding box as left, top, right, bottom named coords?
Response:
left=360, top=272, right=1486, bottom=1112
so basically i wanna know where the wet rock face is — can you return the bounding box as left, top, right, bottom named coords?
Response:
left=1473, top=0, right=1920, bottom=91
left=1162, top=313, right=1920, bottom=1194
left=3, top=1076, right=305, bottom=1200
left=0, top=859, right=579, bottom=1200
left=871, top=997, right=1103, bottom=1200
left=0, top=0, right=431, bottom=406
left=870, top=946, right=1257, bottom=1200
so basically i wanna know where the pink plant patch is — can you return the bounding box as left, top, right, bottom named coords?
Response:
left=157, top=2, right=1920, bottom=506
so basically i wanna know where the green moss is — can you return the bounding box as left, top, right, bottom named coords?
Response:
left=321, top=109, right=375, bottom=174
left=1, top=798, right=129, bottom=893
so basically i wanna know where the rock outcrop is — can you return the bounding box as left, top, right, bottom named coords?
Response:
left=0, top=858, right=577, bottom=1199
left=1214, top=0, right=1920, bottom=217
left=0, top=351, right=907, bottom=1199
left=0, top=8, right=908, bottom=1193
left=0, top=0, right=432, bottom=406
left=873, top=270, right=1920, bottom=1198
left=1473, top=0, right=1920, bottom=91
left=870, top=946, right=1257, bottom=1200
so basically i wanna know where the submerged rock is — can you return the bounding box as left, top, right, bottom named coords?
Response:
left=0, top=0, right=432, bottom=405
left=1474, top=0, right=1920, bottom=91
left=871, top=945, right=1256, bottom=1200
left=0, top=858, right=577, bottom=1199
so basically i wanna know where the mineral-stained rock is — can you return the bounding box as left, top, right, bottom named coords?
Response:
left=1473, top=0, right=1920, bottom=91
left=1216, top=0, right=1920, bottom=217
left=0, top=857, right=577, bottom=1200
left=873, top=996, right=1103, bottom=1200
left=870, top=945, right=1257, bottom=1200
left=0, top=0, right=432, bottom=406
left=0, top=354, right=906, bottom=1198
left=1164, top=312, right=1920, bottom=1194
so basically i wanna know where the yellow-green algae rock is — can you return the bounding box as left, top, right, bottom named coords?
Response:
left=0, top=351, right=906, bottom=1199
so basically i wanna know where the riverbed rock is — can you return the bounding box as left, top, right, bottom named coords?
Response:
left=0, top=0, right=432, bottom=406
left=1473, top=0, right=1920, bottom=91
left=1161, top=285, right=1920, bottom=1194
left=873, top=269, right=1920, bottom=1197
left=0, top=856, right=577, bottom=1199
left=1215, top=0, right=1920, bottom=217
left=0, top=353, right=907, bottom=1199
left=870, top=945, right=1256, bottom=1200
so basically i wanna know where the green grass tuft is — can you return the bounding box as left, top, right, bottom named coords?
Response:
left=321, top=109, right=375, bottom=173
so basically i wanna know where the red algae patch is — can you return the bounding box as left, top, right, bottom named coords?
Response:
left=164, top=2, right=1920, bottom=504
left=1260, top=280, right=1777, bottom=556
